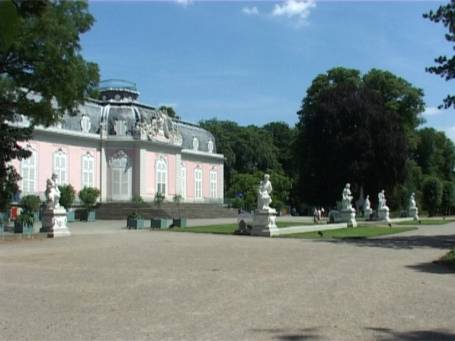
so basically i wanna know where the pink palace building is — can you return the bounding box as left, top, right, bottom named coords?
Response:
left=12, top=80, right=224, bottom=203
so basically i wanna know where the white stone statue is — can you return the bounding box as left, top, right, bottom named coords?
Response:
left=363, top=194, right=373, bottom=218
left=42, top=173, right=70, bottom=237
left=409, top=192, right=417, bottom=209
left=341, top=183, right=354, bottom=210
left=378, top=190, right=388, bottom=210
left=408, top=192, right=419, bottom=221
left=257, top=174, right=273, bottom=211
left=45, top=173, right=61, bottom=209
left=364, top=195, right=371, bottom=211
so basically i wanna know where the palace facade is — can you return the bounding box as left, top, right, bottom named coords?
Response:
left=12, top=80, right=224, bottom=203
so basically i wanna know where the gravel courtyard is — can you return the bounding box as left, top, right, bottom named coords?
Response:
left=1, top=220, right=454, bottom=341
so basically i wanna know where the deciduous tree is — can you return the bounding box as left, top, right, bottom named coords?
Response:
left=423, top=1, right=455, bottom=109
left=0, top=0, right=99, bottom=209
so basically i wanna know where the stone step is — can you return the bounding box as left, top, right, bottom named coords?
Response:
left=94, top=202, right=238, bottom=220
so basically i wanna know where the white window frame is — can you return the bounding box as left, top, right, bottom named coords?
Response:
left=194, top=167, right=203, bottom=200
left=210, top=170, right=217, bottom=198
left=81, top=153, right=95, bottom=188
left=21, top=148, right=37, bottom=194
left=156, top=158, right=167, bottom=195
left=110, top=150, right=131, bottom=201
left=180, top=164, right=187, bottom=199
left=53, top=149, right=68, bottom=185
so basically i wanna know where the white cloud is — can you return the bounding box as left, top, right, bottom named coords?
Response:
left=423, top=106, right=443, bottom=116
left=175, top=0, right=192, bottom=7
left=242, top=6, right=259, bottom=16
left=272, top=0, right=316, bottom=24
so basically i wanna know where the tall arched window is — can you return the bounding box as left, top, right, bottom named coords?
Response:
left=81, top=153, right=95, bottom=188
left=21, top=149, right=37, bottom=194
left=180, top=164, right=187, bottom=199
left=194, top=167, right=203, bottom=199
left=210, top=170, right=217, bottom=198
left=110, top=150, right=131, bottom=200
left=53, top=149, right=67, bottom=185
left=156, top=158, right=167, bottom=195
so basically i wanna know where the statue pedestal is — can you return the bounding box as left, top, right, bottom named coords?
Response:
left=340, top=208, right=357, bottom=227
left=250, top=209, right=279, bottom=237
left=408, top=207, right=419, bottom=221
left=41, top=207, right=71, bottom=238
left=378, top=207, right=391, bottom=223
left=363, top=208, right=373, bottom=219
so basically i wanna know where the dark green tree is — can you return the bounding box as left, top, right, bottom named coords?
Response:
left=0, top=0, right=99, bottom=210
left=159, top=106, right=180, bottom=120
left=423, top=1, right=455, bottom=109
left=414, top=128, right=455, bottom=180
left=199, top=119, right=280, bottom=190
left=422, top=176, right=443, bottom=216
left=441, top=181, right=455, bottom=216
left=295, top=67, right=425, bottom=207
left=262, top=121, right=296, bottom=177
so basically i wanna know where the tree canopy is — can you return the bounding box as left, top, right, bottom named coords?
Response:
left=423, top=0, right=455, bottom=109
left=0, top=0, right=99, bottom=209
left=295, top=67, right=425, bottom=207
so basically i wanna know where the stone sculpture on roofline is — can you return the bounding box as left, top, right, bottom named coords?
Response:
left=41, top=173, right=71, bottom=238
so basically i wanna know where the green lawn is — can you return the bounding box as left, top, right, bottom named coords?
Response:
left=169, top=221, right=307, bottom=235
left=167, top=222, right=416, bottom=239
left=279, top=226, right=416, bottom=239
left=395, top=219, right=455, bottom=226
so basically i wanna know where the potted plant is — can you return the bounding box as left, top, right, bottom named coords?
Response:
left=20, top=195, right=41, bottom=223
left=0, top=212, right=6, bottom=234
left=59, top=184, right=76, bottom=222
left=79, top=187, right=100, bottom=222
left=172, top=194, right=186, bottom=228
left=150, top=192, right=171, bottom=229
left=14, top=212, right=35, bottom=234
left=127, top=211, right=146, bottom=229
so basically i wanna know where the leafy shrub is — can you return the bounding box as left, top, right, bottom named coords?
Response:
left=20, top=195, right=41, bottom=213
left=154, top=192, right=165, bottom=208
left=127, top=211, right=143, bottom=220
left=16, top=211, right=35, bottom=226
left=422, top=177, right=443, bottom=216
left=132, top=195, right=145, bottom=205
left=441, top=181, right=455, bottom=216
left=79, top=187, right=100, bottom=210
left=59, top=184, right=76, bottom=210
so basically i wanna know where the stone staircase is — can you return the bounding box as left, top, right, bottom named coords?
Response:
left=94, top=202, right=238, bottom=220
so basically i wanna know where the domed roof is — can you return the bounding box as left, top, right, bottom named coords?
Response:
left=59, top=80, right=217, bottom=153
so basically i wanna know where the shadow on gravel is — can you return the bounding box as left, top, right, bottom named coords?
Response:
left=367, top=327, right=455, bottom=340
left=406, top=262, right=455, bottom=274
left=313, top=234, right=455, bottom=250
left=250, top=328, right=321, bottom=340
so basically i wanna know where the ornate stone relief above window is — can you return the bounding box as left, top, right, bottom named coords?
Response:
left=114, top=119, right=127, bottom=136
left=80, top=115, right=91, bottom=133
left=192, top=137, right=199, bottom=151
left=109, top=150, right=129, bottom=169
left=173, top=133, right=183, bottom=146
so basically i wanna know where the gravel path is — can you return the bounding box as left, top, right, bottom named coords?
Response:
left=0, top=221, right=454, bottom=340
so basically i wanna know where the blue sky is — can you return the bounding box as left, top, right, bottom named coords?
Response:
left=81, top=0, right=454, bottom=139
